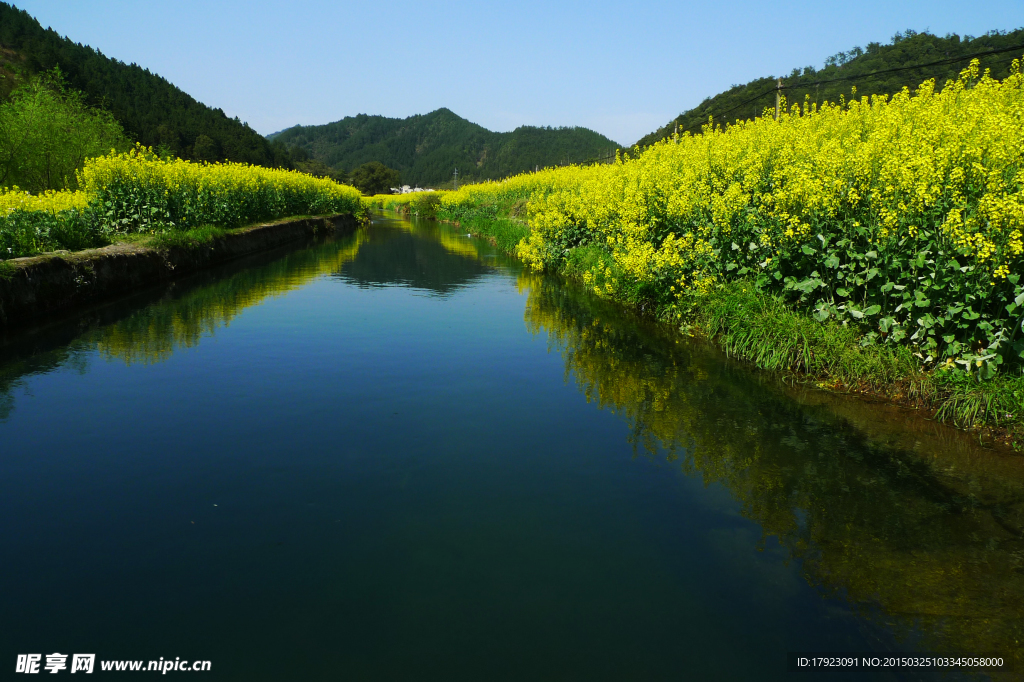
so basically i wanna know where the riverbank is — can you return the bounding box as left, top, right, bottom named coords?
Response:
left=372, top=196, right=1024, bottom=451
left=368, top=63, right=1024, bottom=449
left=0, top=213, right=359, bottom=327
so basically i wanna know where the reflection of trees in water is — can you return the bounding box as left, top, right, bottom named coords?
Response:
left=0, top=229, right=369, bottom=419
left=0, top=343, right=90, bottom=421
left=0, top=217, right=497, bottom=421
left=335, top=221, right=490, bottom=296
left=92, top=230, right=368, bottom=365
left=521, top=272, right=1024, bottom=675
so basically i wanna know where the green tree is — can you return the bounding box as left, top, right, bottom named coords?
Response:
left=0, top=3, right=288, bottom=168
left=349, top=161, right=399, bottom=195
left=636, top=28, right=1024, bottom=147
left=293, top=158, right=348, bottom=184
left=272, top=108, right=620, bottom=187
left=0, top=69, right=130, bottom=192
left=192, top=134, right=220, bottom=162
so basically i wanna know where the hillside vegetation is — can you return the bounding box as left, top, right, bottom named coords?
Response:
left=637, top=28, right=1024, bottom=147
left=0, top=3, right=617, bottom=185
left=270, top=108, right=620, bottom=188
left=0, top=2, right=289, bottom=166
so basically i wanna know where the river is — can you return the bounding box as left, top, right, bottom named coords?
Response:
left=1, top=213, right=1021, bottom=680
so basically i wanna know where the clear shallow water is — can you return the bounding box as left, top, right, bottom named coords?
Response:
left=1, top=214, right=1022, bottom=681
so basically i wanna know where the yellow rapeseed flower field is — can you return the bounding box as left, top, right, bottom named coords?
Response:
left=82, top=145, right=364, bottom=231
left=1, top=145, right=364, bottom=259
left=0, top=188, right=90, bottom=216
left=440, top=59, right=1024, bottom=375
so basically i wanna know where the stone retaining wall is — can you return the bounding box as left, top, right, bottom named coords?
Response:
left=0, top=214, right=358, bottom=328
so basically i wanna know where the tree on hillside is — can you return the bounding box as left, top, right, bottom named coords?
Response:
left=0, top=2, right=285, bottom=168
left=0, top=69, right=130, bottom=192
left=636, top=28, right=1024, bottom=147
left=271, top=108, right=621, bottom=187
left=192, top=134, right=220, bottom=162
left=349, top=161, right=400, bottom=195
left=294, top=159, right=348, bottom=185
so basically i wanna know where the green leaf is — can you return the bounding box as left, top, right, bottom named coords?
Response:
left=864, top=305, right=881, bottom=316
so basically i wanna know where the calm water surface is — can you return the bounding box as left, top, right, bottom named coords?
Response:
left=2, top=214, right=1022, bottom=681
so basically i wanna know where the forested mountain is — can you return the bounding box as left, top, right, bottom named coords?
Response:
left=637, top=28, right=1024, bottom=147
left=0, top=2, right=289, bottom=165
left=270, top=109, right=620, bottom=188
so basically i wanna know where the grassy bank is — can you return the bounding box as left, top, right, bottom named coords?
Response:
left=383, top=185, right=1024, bottom=444
left=372, top=60, right=1024, bottom=447
left=365, top=190, right=532, bottom=253
left=688, top=282, right=1024, bottom=446
left=1, top=146, right=365, bottom=260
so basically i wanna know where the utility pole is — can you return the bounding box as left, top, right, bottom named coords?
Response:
left=453, top=167, right=458, bottom=190
left=775, top=78, right=782, bottom=120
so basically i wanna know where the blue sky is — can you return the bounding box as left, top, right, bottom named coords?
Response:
left=14, top=0, right=1024, bottom=145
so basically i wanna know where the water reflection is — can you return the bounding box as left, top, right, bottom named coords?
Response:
left=0, top=229, right=368, bottom=419
left=0, top=215, right=490, bottom=419
left=1, top=214, right=1022, bottom=676
left=334, top=220, right=490, bottom=295
left=519, top=270, right=1024, bottom=674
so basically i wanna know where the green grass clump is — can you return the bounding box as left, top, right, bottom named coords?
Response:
left=367, top=192, right=445, bottom=218
left=458, top=216, right=529, bottom=253
left=678, top=280, right=1024, bottom=445
left=410, top=192, right=442, bottom=218
left=143, top=225, right=230, bottom=251
left=688, top=281, right=919, bottom=387
left=563, top=244, right=613, bottom=281
left=933, top=370, right=1024, bottom=436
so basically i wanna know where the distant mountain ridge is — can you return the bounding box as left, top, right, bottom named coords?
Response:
left=271, top=109, right=620, bottom=188
left=637, top=28, right=1024, bottom=148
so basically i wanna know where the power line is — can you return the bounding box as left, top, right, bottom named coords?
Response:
left=789, top=42, right=1024, bottom=89
left=667, top=43, right=1024, bottom=139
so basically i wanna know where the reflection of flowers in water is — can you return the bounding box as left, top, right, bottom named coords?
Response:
left=0, top=232, right=370, bottom=420
left=95, top=231, right=368, bottom=366
left=523, top=273, right=1024, bottom=677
